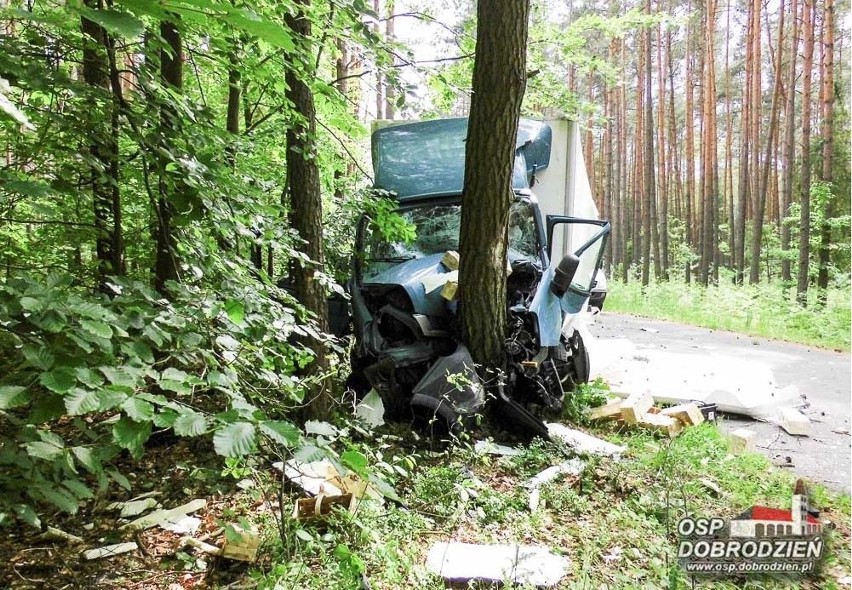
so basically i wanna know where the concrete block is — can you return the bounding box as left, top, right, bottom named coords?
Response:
left=638, top=413, right=682, bottom=437
left=585, top=399, right=623, bottom=421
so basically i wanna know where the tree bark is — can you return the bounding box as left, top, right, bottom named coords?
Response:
left=797, top=0, right=814, bottom=305
left=285, top=0, right=331, bottom=418
left=81, top=0, right=124, bottom=289
left=780, top=0, right=799, bottom=284
left=154, top=19, right=182, bottom=293
left=642, top=6, right=656, bottom=286
left=816, top=0, right=835, bottom=303
left=459, top=0, right=530, bottom=371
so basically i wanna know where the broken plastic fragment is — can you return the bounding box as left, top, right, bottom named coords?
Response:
left=426, top=541, right=570, bottom=587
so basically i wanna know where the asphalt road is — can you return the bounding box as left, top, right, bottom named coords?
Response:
left=585, top=312, right=851, bottom=493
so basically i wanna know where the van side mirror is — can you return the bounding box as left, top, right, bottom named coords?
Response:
left=550, top=253, right=579, bottom=297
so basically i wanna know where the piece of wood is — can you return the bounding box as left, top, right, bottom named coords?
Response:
left=546, top=423, right=626, bottom=458
left=441, top=280, right=458, bottom=301
left=638, top=413, right=682, bottom=437
left=779, top=407, right=810, bottom=436
left=181, top=537, right=223, bottom=556
left=620, top=392, right=654, bottom=424
left=221, top=524, right=261, bottom=562
left=292, top=493, right=355, bottom=520
left=585, top=399, right=623, bottom=421
left=660, top=403, right=705, bottom=427
left=728, top=428, right=757, bottom=453
left=441, top=250, right=460, bottom=271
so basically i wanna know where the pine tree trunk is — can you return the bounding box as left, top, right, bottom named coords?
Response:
left=684, top=13, right=695, bottom=283
left=459, top=0, right=530, bottom=370
left=816, top=0, right=835, bottom=303
left=780, top=0, right=799, bottom=285
left=797, top=0, right=814, bottom=305
left=384, top=0, right=396, bottom=119
left=642, top=6, right=657, bottom=286
left=285, top=0, right=331, bottom=418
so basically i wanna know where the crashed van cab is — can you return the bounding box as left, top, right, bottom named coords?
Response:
left=344, top=118, right=610, bottom=438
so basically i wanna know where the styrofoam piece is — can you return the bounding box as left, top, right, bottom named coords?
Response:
left=426, top=541, right=570, bottom=587
left=546, top=423, right=626, bottom=458
left=523, top=459, right=585, bottom=490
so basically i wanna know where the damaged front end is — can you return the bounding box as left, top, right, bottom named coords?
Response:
left=349, top=196, right=610, bottom=437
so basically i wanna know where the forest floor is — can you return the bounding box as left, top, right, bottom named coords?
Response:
left=1, top=418, right=850, bottom=589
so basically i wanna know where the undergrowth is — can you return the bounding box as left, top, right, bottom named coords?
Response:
left=606, top=279, right=851, bottom=351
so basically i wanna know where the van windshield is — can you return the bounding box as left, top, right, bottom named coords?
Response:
left=363, top=200, right=538, bottom=278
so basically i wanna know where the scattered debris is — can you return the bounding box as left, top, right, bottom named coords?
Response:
left=293, top=493, right=356, bottom=520
left=40, top=526, right=84, bottom=544
left=660, top=403, right=705, bottom=427
left=354, top=389, right=385, bottom=428
left=583, top=398, right=623, bottom=421
left=547, top=423, right=625, bottom=458
left=585, top=398, right=707, bottom=438
left=778, top=407, right=811, bottom=436
left=82, top=542, right=138, bottom=561
left=637, top=413, right=682, bottom=438
left=699, top=478, right=722, bottom=497
left=832, top=428, right=851, bottom=436
left=107, top=497, right=160, bottom=518
left=728, top=428, right=757, bottom=454
left=640, top=327, right=660, bottom=333
left=620, top=392, right=654, bottom=424
left=474, top=440, right=521, bottom=456
left=425, top=541, right=570, bottom=587
left=523, top=459, right=585, bottom=490
left=162, top=515, right=202, bottom=536
left=440, top=276, right=458, bottom=301
left=120, top=499, right=206, bottom=531
left=281, top=458, right=382, bottom=520
left=441, top=250, right=460, bottom=271
left=181, top=537, right=222, bottom=556
left=221, top=523, right=260, bottom=562
left=528, top=488, right=541, bottom=512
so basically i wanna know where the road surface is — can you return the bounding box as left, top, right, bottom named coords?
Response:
left=586, top=313, right=851, bottom=493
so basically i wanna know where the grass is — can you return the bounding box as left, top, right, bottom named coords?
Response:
left=251, top=423, right=851, bottom=589
left=605, top=279, right=851, bottom=351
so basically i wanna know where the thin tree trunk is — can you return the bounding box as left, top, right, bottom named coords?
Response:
left=797, top=0, right=814, bottom=305
left=285, top=0, right=331, bottom=418
left=781, top=0, right=799, bottom=284
left=384, top=0, right=396, bottom=119
left=81, top=0, right=124, bottom=289
left=642, top=4, right=657, bottom=286
left=154, top=19, right=182, bottom=293
left=816, top=0, right=835, bottom=303
left=684, top=12, right=695, bottom=283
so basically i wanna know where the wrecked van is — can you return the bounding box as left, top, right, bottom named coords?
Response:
left=347, top=118, right=610, bottom=438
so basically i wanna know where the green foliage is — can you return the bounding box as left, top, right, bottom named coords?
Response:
left=607, top=278, right=851, bottom=350
left=562, top=377, right=610, bottom=424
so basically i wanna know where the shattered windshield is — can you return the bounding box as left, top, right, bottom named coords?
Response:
left=363, top=200, right=538, bottom=279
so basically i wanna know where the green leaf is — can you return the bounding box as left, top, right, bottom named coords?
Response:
left=121, top=396, right=154, bottom=422
left=97, top=389, right=128, bottom=411
left=13, top=504, right=41, bottom=529
left=38, top=485, right=79, bottom=514
left=25, top=441, right=64, bottom=461
left=100, top=366, right=139, bottom=389
left=71, top=446, right=101, bottom=474
left=341, top=449, right=368, bottom=476
left=80, top=318, right=113, bottom=339
left=131, top=341, right=154, bottom=364
left=64, top=388, right=100, bottom=415
left=213, top=422, right=256, bottom=457
left=153, top=409, right=178, bottom=428
left=173, top=410, right=207, bottom=437
left=40, top=368, right=77, bottom=394
left=259, top=421, right=300, bottom=447
left=62, top=478, right=94, bottom=500
left=0, top=385, right=31, bottom=410
left=224, top=299, right=245, bottom=324
left=107, top=468, right=131, bottom=491
left=22, top=345, right=54, bottom=371
left=112, top=417, right=152, bottom=456
left=77, top=6, right=145, bottom=38
left=222, top=10, right=294, bottom=51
